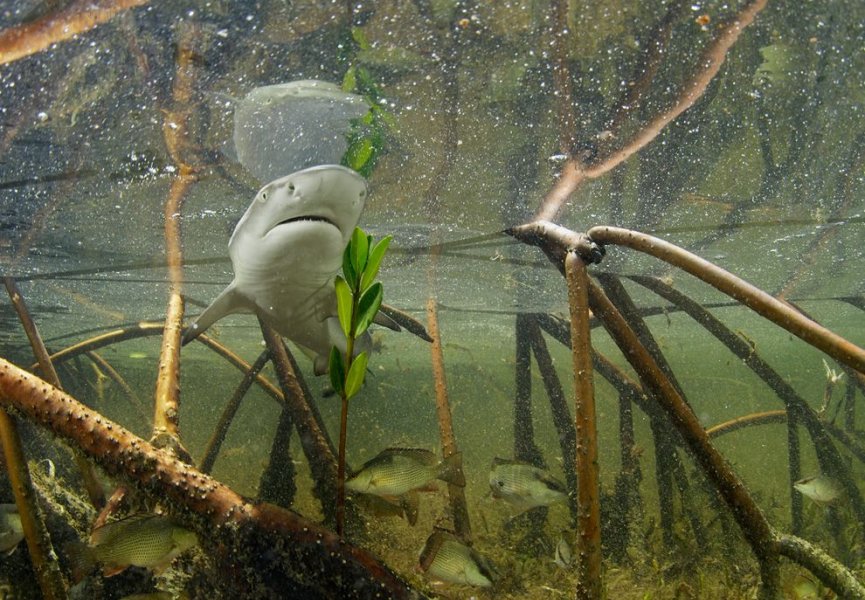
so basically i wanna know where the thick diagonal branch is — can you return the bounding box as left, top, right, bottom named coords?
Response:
left=0, top=357, right=420, bottom=599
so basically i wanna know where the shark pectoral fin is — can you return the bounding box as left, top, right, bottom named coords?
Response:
left=379, top=304, right=433, bottom=341
left=373, top=311, right=401, bottom=332
left=182, top=283, right=246, bottom=345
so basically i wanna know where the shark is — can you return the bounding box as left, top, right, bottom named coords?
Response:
left=183, top=164, right=382, bottom=373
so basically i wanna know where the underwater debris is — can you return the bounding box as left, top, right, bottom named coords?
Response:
left=488, top=458, right=567, bottom=513
left=66, top=513, right=198, bottom=579
left=418, top=530, right=495, bottom=588
left=794, top=475, right=843, bottom=505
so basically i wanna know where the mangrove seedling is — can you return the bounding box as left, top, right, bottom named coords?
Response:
left=329, top=226, right=391, bottom=538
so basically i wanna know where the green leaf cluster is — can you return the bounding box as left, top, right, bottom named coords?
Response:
left=328, top=227, right=392, bottom=400
left=340, top=28, right=395, bottom=178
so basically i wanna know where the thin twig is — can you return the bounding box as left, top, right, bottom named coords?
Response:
left=426, top=298, right=471, bottom=540
left=200, top=350, right=271, bottom=474
left=705, top=410, right=787, bottom=438
left=152, top=22, right=201, bottom=457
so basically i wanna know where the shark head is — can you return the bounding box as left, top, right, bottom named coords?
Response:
left=182, top=164, right=368, bottom=349
left=229, top=164, right=368, bottom=271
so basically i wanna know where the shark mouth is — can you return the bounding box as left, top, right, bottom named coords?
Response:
left=270, top=215, right=339, bottom=232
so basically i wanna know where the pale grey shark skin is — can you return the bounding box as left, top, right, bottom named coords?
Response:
left=183, top=164, right=369, bottom=373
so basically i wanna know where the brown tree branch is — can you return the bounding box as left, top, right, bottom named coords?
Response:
left=0, top=0, right=148, bottom=65
left=534, top=0, right=769, bottom=221
left=426, top=298, right=471, bottom=540
left=588, top=226, right=865, bottom=375
left=0, top=357, right=421, bottom=599
left=565, top=252, right=602, bottom=600
left=5, top=276, right=105, bottom=507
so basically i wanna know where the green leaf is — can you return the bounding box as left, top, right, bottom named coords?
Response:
left=334, top=276, right=353, bottom=338
left=350, top=227, right=369, bottom=276
left=354, top=282, right=383, bottom=336
left=360, top=235, right=392, bottom=293
left=351, top=26, right=370, bottom=51
left=341, top=66, right=357, bottom=93
left=344, top=136, right=374, bottom=173
left=328, top=347, right=345, bottom=395
left=342, top=243, right=357, bottom=289
left=345, top=351, right=368, bottom=399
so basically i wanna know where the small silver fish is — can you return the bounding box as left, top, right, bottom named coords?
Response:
left=67, top=513, right=198, bottom=578
left=794, top=474, right=843, bottom=505
left=489, top=458, right=567, bottom=512
left=554, top=535, right=573, bottom=569
left=0, top=504, right=23, bottom=555
left=418, top=530, right=495, bottom=588
left=346, top=448, right=465, bottom=497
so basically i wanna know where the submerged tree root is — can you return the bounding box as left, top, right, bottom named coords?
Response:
left=510, top=221, right=865, bottom=598
left=0, top=357, right=423, bottom=599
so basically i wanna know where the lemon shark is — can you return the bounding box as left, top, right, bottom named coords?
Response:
left=183, top=164, right=388, bottom=373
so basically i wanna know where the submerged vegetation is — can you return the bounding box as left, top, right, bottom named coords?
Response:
left=330, top=226, right=391, bottom=538
left=0, top=1, right=864, bottom=599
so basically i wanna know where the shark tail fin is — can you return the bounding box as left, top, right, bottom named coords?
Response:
left=182, top=282, right=245, bottom=345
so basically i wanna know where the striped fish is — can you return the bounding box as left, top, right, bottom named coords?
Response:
left=418, top=529, right=494, bottom=587
left=488, top=457, right=567, bottom=512
left=67, top=513, right=197, bottom=578
left=345, top=448, right=465, bottom=497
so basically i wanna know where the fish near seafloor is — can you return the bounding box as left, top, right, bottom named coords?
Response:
left=182, top=164, right=374, bottom=374
left=488, top=457, right=568, bottom=513
left=67, top=513, right=198, bottom=579
left=0, top=504, right=23, bottom=555
left=418, top=529, right=495, bottom=588
left=794, top=474, right=843, bottom=504
left=345, top=448, right=466, bottom=498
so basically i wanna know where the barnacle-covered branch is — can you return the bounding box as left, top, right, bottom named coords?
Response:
left=152, top=22, right=202, bottom=457
left=775, top=533, right=865, bottom=599
left=0, top=357, right=422, bottom=599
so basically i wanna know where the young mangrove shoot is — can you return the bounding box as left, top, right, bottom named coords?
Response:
left=329, top=226, right=391, bottom=538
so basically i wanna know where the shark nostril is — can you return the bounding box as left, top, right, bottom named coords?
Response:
left=288, top=183, right=296, bottom=193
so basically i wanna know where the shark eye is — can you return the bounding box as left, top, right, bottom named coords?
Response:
left=288, top=182, right=296, bottom=193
